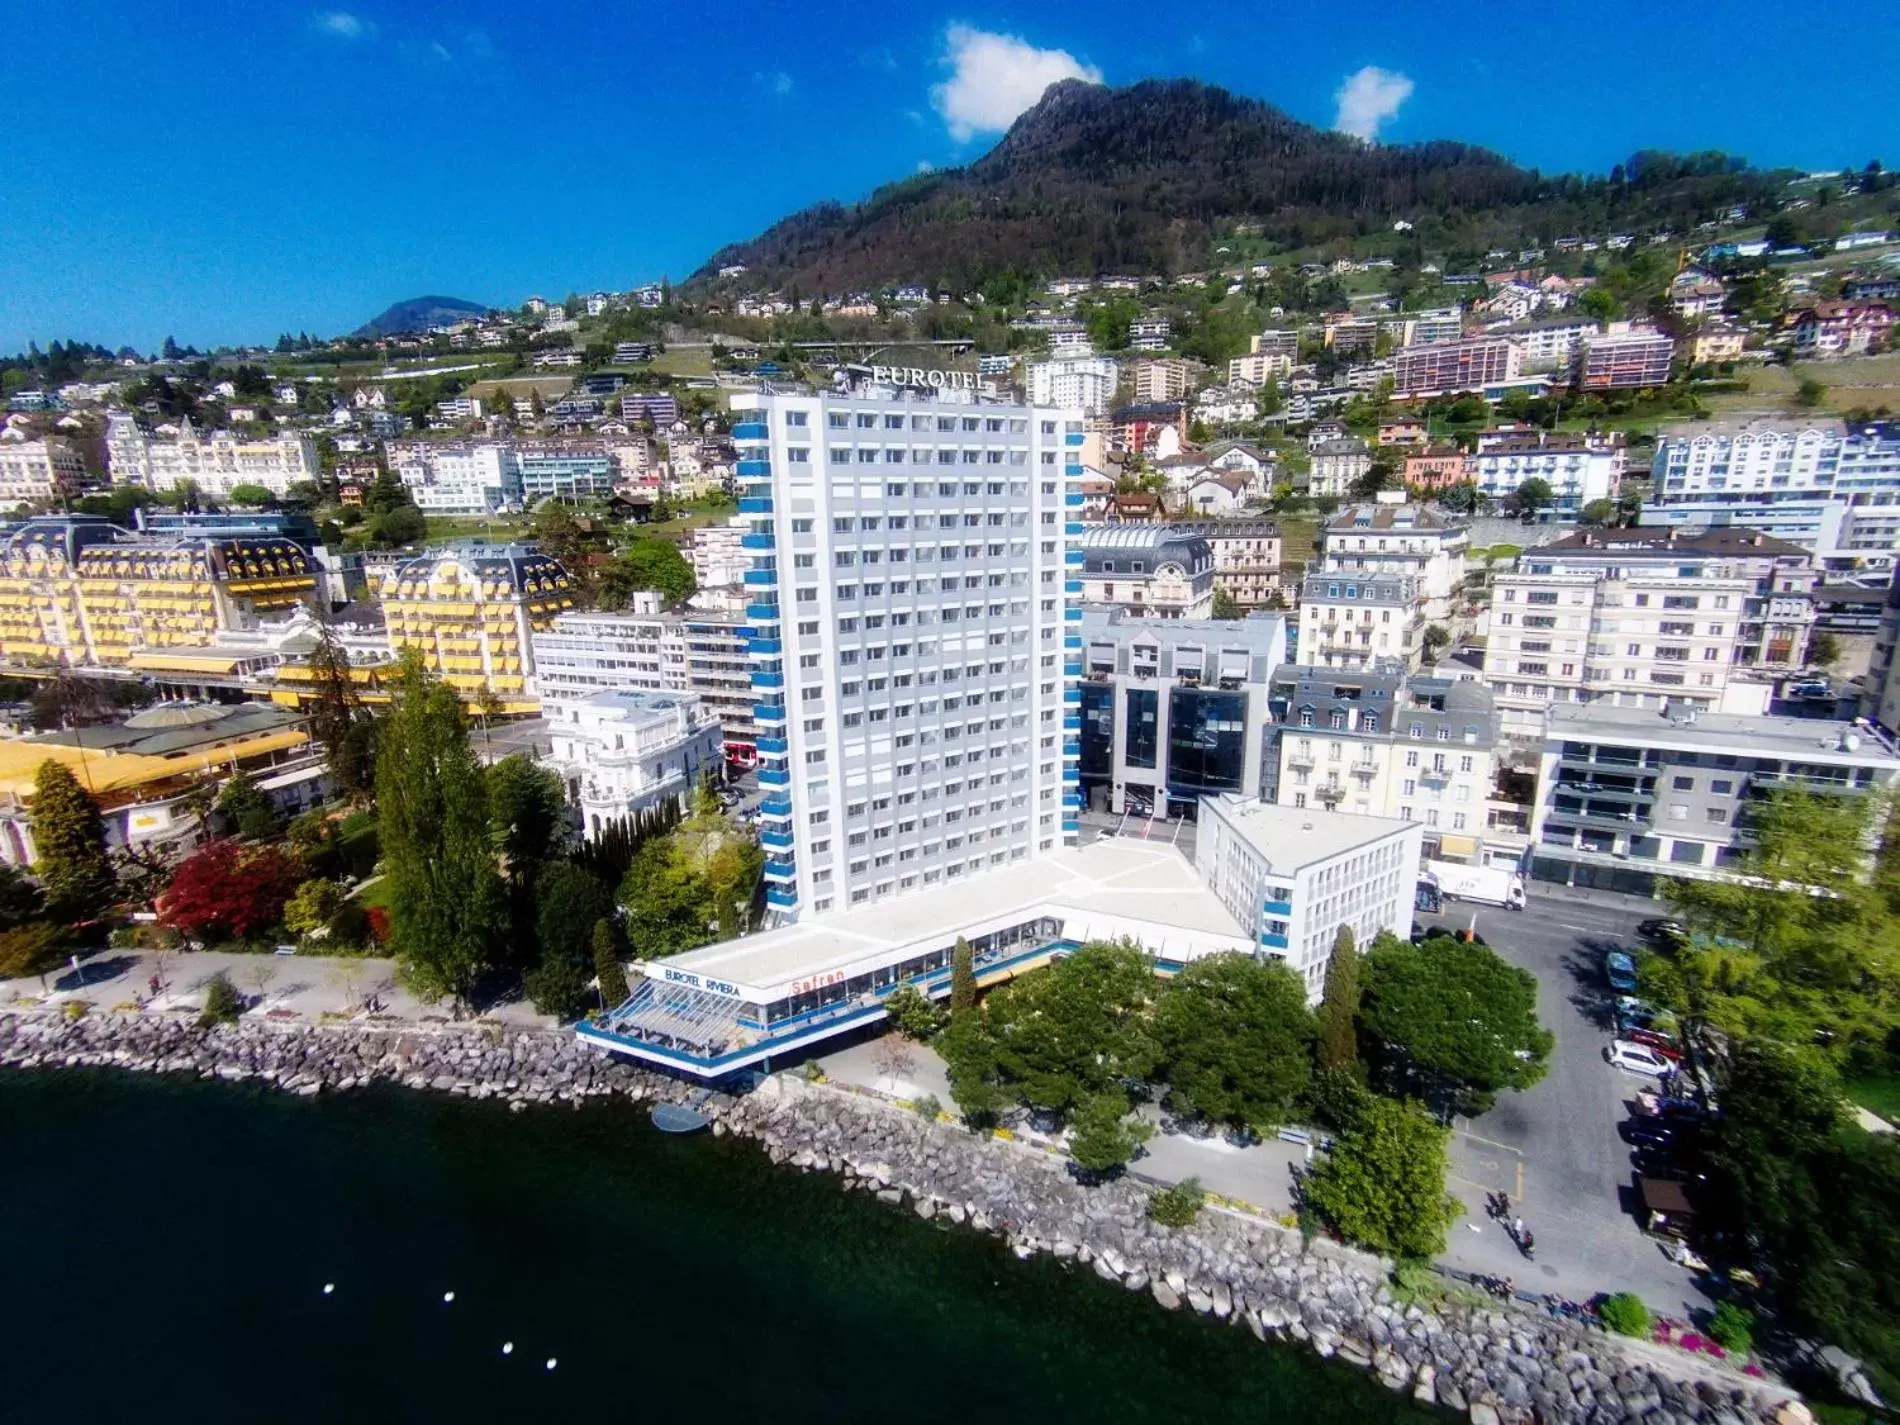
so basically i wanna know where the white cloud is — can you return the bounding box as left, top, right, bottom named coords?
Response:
left=429, top=40, right=451, bottom=61
left=753, top=70, right=793, bottom=97
left=930, top=24, right=1102, bottom=143
left=312, top=10, right=371, bottom=39
left=1333, top=65, right=1413, bottom=141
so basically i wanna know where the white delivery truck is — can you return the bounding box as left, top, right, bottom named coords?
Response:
left=1422, top=860, right=1526, bottom=910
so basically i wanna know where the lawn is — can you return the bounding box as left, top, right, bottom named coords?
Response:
left=1846, top=1069, right=1900, bottom=1127
left=424, top=513, right=527, bottom=544
left=351, top=875, right=394, bottom=911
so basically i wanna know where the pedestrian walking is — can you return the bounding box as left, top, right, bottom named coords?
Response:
left=1511, top=1215, right=1525, bottom=1242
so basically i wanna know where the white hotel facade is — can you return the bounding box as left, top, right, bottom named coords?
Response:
left=731, top=383, right=1087, bottom=922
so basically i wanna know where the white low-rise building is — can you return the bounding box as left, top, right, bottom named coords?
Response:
left=546, top=689, right=723, bottom=835
left=1027, top=357, right=1119, bottom=415
left=106, top=415, right=319, bottom=498
left=1195, top=794, right=1422, bottom=1000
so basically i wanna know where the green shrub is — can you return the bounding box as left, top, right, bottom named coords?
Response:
left=198, top=971, right=244, bottom=1028
left=882, top=983, right=946, bottom=1041
left=1598, top=1292, right=1650, bottom=1337
left=911, top=1094, right=942, bottom=1122
left=1147, top=1177, right=1206, bottom=1228
left=1706, top=1301, right=1754, bottom=1355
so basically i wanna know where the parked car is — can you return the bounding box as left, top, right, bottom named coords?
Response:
left=1604, top=951, right=1640, bottom=993
left=1790, top=679, right=1831, bottom=699
left=1605, top=1040, right=1672, bottom=1077
left=1622, top=1118, right=1676, bottom=1148
left=1624, top=1027, right=1684, bottom=1061
left=1637, top=918, right=1687, bottom=948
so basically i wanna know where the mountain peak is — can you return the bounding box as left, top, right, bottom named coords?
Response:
left=354, top=295, right=492, bottom=339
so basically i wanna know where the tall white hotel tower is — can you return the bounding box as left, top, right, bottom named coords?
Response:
left=731, top=377, right=1087, bottom=922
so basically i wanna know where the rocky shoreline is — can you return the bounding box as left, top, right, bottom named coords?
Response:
left=0, top=1007, right=1808, bottom=1425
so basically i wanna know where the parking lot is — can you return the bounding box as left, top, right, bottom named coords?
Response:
left=1427, top=887, right=1710, bottom=1312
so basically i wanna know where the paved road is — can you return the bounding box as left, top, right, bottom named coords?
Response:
left=1431, top=890, right=1709, bottom=1313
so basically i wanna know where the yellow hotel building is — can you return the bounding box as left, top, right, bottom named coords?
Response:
left=377, top=547, right=572, bottom=698
left=0, top=516, right=316, bottom=672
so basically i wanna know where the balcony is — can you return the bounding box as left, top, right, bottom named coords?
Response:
left=733, top=422, right=768, bottom=441
left=1064, top=606, right=1083, bottom=620
left=741, top=566, right=778, bottom=588
left=747, top=637, right=782, bottom=656
left=760, top=827, right=794, bottom=850
left=1065, top=580, right=1083, bottom=594
left=1064, top=635, right=1083, bottom=649
left=1062, top=741, right=1080, bottom=757
left=763, top=857, right=798, bottom=883
left=1065, top=550, right=1086, bottom=565
left=759, top=795, right=793, bottom=819
left=1063, top=688, right=1081, bottom=704
left=1556, top=751, right=1660, bottom=775
left=1315, top=782, right=1346, bottom=804
left=746, top=601, right=780, bottom=622
left=758, top=767, right=791, bottom=788
left=1064, top=433, right=1084, bottom=446
left=1063, top=715, right=1082, bottom=731
left=740, top=533, right=776, bottom=551
left=1546, top=803, right=1649, bottom=832
left=766, top=885, right=799, bottom=909
left=738, top=497, right=774, bottom=515
left=753, top=701, right=786, bottom=724
left=751, top=670, right=784, bottom=690
left=1285, top=750, right=1315, bottom=770
left=1350, top=761, right=1378, bottom=779
left=754, top=736, right=788, bottom=756
left=1419, top=766, right=1450, bottom=786
left=736, top=458, right=771, bottom=476
left=1064, top=493, right=1084, bottom=507
left=1554, top=776, right=1654, bottom=802
left=1065, top=523, right=1085, bottom=536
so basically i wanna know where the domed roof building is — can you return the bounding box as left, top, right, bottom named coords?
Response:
left=377, top=544, right=573, bottom=700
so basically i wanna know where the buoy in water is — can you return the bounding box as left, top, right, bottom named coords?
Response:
left=442, top=1291, right=456, bottom=1303
left=545, top=1358, right=558, bottom=1371
left=322, top=1284, right=335, bottom=1296
left=502, top=1342, right=514, bottom=1356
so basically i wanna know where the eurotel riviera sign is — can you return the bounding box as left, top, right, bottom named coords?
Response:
left=867, top=364, right=978, bottom=390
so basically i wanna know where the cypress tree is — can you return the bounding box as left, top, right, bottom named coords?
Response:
left=376, top=650, right=506, bottom=1011
left=306, top=619, right=373, bottom=798
left=593, top=917, right=630, bottom=1009
left=950, top=935, right=977, bottom=1014
left=1316, top=924, right=1363, bottom=1074
left=30, top=760, right=114, bottom=918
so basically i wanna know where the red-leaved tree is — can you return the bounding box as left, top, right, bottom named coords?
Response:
left=157, top=839, right=302, bottom=944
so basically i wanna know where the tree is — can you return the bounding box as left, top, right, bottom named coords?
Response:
left=986, top=940, right=1159, bottom=1117
left=1361, top=932, right=1552, bottom=1110
left=1597, top=1293, right=1650, bottom=1337
left=199, top=970, right=245, bottom=1028
left=227, top=483, right=274, bottom=507
left=303, top=620, right=375, bottom=799
left=1439, top=481, right=1482, bottom=515
left=616, top=838, right=713, bottom=956
left=158, top=839, right=301, bottom=943
left=1578, top=287, right=1620, bottom=322
left=1578, top=498, right=1618, bottom=527
left=1794, top=377, right=1827, bottom=409
left=1505, top=476, right=1553, bottom=519
left=1807, top=630, right=1841, bottom=670
left=1210, top=587, right=1242, bottom=620
left=598, top=538, right=696, bottom=607
left=1154, top=952, right=1313, bottom=1132
left=1421, top=624, right=1451, bottom=663
left=215, top=771, right=280, bottom=840
left=0, top=862, right=46, bottom=931
left=882, top=983, right=945, bottom=1039
left=533, top=862, right=612, bottom=971
left=593, top=917, right=629, bottom=1009
left=949, top=935, right=977, bottom=1015
left=1301, top=1097, right=1460, bottom=1258
left=376, top=651, right=508, bottom=1010
left=0, top=922, right=67, bottom=991
left=486, top=754, right=567, bottom=876
left=283, top=877, right=344, bottom=941
left=1316, top=925, right=1363, bottom=1074
left=29, top=760, right=114, bottom=919
left=1147, top=1177, right=1205, bottom=1228
left=938, top=1009, right=1008, bottom=1123
left=1066, top=1091, right=1152, bottom=1175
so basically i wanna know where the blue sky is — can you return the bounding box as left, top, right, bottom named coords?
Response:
left=1, top=2, right=1885, bottom=354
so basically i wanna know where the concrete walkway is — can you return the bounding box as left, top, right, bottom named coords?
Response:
left=3, top=945, right=556, bottom=1030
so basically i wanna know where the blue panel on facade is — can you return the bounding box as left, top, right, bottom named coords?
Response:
left=738, top=497, right=774, bottom=514
left=733, top=423, right=768, bottom=442
left=758, top=768, right=791, bottom=787
left=754, top=737, right=788, bottom=755
left=740, top=533, right=776, bottom=551
left=746, top=602, right=780, bottom=622
left=753, top=702, right=786, bottom=722
left=765, top=886, right=799, bottom=908
left=1261, top=932, right=1289, bottom=949
left=747, top=638, right=782, bottom=656
left=1262, top=900, right=1293, bottom=917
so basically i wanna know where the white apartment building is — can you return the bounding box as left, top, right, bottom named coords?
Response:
left=545, top=689, right=723, bottom=835
left=730, top=383, right=1085, bottom=922
left=1307, top=439, right=1372, bottom=498
left=1027, top=357, right=1119, bottom=416
left=690, top=517, right=751, bottom=589
left=1196, top=794, right=1422, bottom=1000
left=1650, top=419, right=1900, bottom=567
left=0, top=432, right=88, bottom=509
left=1483, top=553, right=1754, bottom=735
left=1264, top=666, right=1509, bottom=865
left=1133, top=358, right=1194, bottom=404
left=1229, top=347, right=1295, bottom=387
left=388, top=441, right=522, bottom=514
left=1316, top=497, right=1469, bottom=621
left=106, top=415, right=320, bottom=498
left=1490, top=316, right=1599, bottom=373
left=1468, top=441, right=1619, bottom=518
left=531, top=598, right=756, bottom=746
left=1294, top=572, right=1424, bottom=670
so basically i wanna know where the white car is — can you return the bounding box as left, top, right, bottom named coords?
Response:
left=1604, top=1040, right=1671, bottom=1077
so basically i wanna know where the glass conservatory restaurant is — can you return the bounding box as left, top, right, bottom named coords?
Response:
left=575, top=840, right=1254, bottom=1079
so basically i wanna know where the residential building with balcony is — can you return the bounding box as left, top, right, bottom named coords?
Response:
left=1648, top=419, right=1900, bottom=568
left=1468, top=436, right=1620, bottom=518
left=1075, top=606, right=1285, bottom=819
left=1787, top=301, right=1893, bottom=358
left=1530, top=702, right=1900, bottom=896
left=379, top=546, right=572, bottom=701
left=531, top=597, right=757, bottom=749
left=1316, top=497, right=1469, bottom=621
left=1262, top=664, right=1509, bottom=866
left=620, top=392, right=680, bottom=427
left=1228, top=341, right=1294, bottom=386
left=1133, top=358, right=1195, bottom=404
left=0, top=431, right=89, bottom=509
left=1027, top=357, right=1119, bottom=415
left=1195, top=794, right=1422, bottom=1000
left=545, top=689, right=724, bottom=835
left=1578, top=327, right=1675, bottom=390
left=517, top=442, right=616, bottom=501
left=1293, top=571, right=1422, bottom=670
left=106, top=415, right=320, bottom=498
left=1392, top=337, right=1522, bottom=397
left=728, top=384, right=1083, bottom=924
left=1307, top=438, right=1372, bottom=498
left=1169, top=519, right=1283, bottom=609
left=1077, top=525, right=1214, bottom=619
left=389, top=441, right=521, bottom=514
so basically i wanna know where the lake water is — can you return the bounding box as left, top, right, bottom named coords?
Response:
left=0, top=1071, right=1439, bottom=1423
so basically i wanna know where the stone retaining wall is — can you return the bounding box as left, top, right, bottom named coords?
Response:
left=0, top=1008, right=1809, bottom=1425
